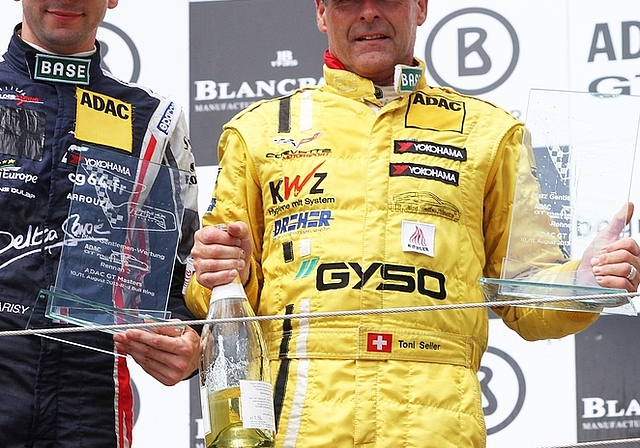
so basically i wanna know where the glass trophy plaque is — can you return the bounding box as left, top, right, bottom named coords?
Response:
left=28, top=144, right=190, bottom=341
left=480, top=89, right=640, bottom=315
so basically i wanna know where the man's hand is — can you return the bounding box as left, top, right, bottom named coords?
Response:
left=579, top=202, right=640, bottom=292
left=113, top=324, right=201, bottom=386
left=190, top=221, right=253, bottom=289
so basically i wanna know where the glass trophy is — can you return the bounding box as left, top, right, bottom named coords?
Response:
left=27, top=144, right=190, bottom=350
left=479, top=89, right=640, bottom=315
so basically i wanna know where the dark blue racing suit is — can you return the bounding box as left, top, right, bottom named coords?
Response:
left=0, top=25, right=199, bottom=448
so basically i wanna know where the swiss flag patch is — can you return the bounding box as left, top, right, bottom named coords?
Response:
left=367, top=333, right=392, bottom=353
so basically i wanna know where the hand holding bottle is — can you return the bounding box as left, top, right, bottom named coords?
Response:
left=191, top=221, right=253, bottom=289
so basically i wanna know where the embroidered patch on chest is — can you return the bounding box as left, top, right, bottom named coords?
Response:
left=75, top=88, right=132, bottom=152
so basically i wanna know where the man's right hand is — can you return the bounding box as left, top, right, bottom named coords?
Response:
left=190, top=221, right=253, bottom=289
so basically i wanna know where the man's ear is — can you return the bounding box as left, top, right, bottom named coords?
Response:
left=316, top=0, right=328, bottom=34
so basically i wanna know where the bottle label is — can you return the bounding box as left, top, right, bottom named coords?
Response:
left=239, top=380, right=276, bottom=432
left=199, top=385, right=212, bottom=436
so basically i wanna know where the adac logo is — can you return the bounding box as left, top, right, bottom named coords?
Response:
left=406, top=93, right=465, bottom=132
left=268, top=161, right=327, bottom=205
left=422, top=8, right=519, bottom=95
left=587, top=22, right=640, bottom=95
left=96, top=22, right=141, bottom=83
left=0, top=87, right=43, bottom=106
left=480, top=346, right=526, bottom=434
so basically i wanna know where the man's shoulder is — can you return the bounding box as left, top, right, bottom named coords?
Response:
left=227, top=86, right=320, bottom=124
left=420, top=84, right=520, bottom=124
left=97, top=71, right=167, bottom=102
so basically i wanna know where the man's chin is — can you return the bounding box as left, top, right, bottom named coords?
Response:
left=350, top=56, right=396, bottom=83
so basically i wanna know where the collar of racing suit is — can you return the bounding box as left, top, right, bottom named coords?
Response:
left=320, top=51, right=430, bottom=105
left=4, top=23, right=104, bottom=85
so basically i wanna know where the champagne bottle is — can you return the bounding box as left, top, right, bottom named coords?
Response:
left=199, top=274, right=276, bottom=448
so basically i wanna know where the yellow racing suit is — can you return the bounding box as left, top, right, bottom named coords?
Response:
left=187, top=59, right=597, bottom=447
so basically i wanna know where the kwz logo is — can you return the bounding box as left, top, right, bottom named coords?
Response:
left=269, top=161, right=327, bottom=205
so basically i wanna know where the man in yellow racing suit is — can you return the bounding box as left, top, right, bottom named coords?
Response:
left=186, top=0, right=640, bottom=446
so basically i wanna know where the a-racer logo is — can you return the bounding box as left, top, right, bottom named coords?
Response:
left=423, top=8, right=519, bottom=95
left=0, top=87, right=43, bottom=106
left=480, top=346, right=526, bottom=435
left=96, top=22, right=141, bottom=83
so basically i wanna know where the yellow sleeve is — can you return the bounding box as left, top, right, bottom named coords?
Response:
left=184, top=124, right=265, bottom=318
left=485, top=126, right=599, bottom=340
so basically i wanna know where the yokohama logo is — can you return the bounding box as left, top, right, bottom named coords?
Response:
left=389, top=163, right=459, bottom=186
left=394, top=140, right=467, bottom=161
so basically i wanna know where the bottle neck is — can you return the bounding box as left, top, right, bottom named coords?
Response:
left=209, top=274, right=247, bottom=305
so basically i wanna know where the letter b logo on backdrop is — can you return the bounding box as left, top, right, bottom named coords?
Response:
left=423, top=8, right=520, bottom=95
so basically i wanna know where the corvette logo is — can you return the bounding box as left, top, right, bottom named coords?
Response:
left=273, top=131, right=322, bottom=149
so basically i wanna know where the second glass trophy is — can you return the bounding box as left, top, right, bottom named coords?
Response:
left=480, top=89, right=640, bottom=315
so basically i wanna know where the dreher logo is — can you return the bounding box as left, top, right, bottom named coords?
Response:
left=422, top=8, right=520, bottom=95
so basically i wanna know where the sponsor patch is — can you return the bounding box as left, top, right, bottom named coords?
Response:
left=157, top=102, right=175, bottom=135
left=367, top=333, right=393, bottom=353
left=394, top=140, right=467, bottom=161
left=75, top=88, right=132, bottom=152
left=406, top=92, right=465, bottom=133
left=402, top=220, right=436, bottom=257
left=390, top=163, right=459, bottom=186
left=34, top=54, right=90, bottom=85
left=394, top=65, right=423, bottom=95
left=273, top=210, right=333, bottom=238
left=0, top=86, right=43, bottom=106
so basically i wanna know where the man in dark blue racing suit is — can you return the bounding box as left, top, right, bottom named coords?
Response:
left=0, top=1, right=200, bottom=447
